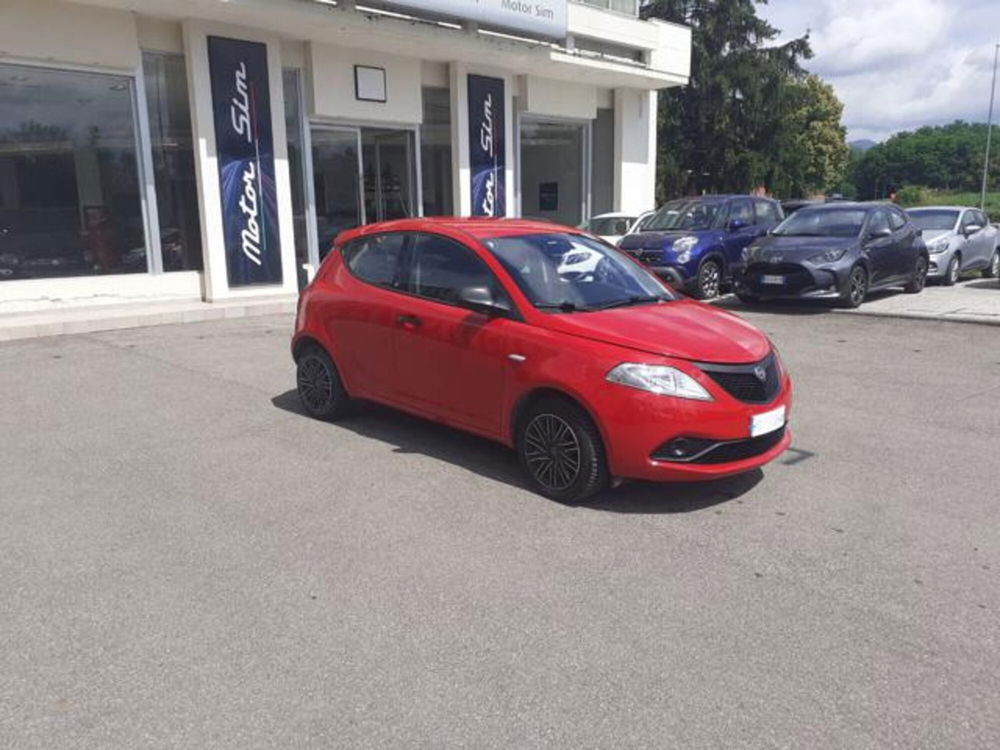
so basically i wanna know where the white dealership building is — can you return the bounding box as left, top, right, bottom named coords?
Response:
left=0, top=0, right=691, bottom=317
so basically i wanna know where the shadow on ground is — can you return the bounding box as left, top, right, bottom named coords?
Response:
left=272, top=390, right=775, bottom=514
left=960, top=278, right=1000, bottom=290
left=712, top=288, right=912, bottom=316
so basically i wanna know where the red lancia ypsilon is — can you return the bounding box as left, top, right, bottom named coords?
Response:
left=292, top=218, right=792, bottom=504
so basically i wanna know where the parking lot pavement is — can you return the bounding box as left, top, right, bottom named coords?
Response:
left=714, top=275, right=1000, bottom=325
left=1, top=311, right=998, bottom=749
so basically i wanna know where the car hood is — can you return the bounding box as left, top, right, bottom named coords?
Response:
left=919, top=229, right=952, bottom=243
left=619, top=231, right=706, bottom=250
left=540, top=299, right=771, bottom=364
left=753, top=234, right=856, bottom=259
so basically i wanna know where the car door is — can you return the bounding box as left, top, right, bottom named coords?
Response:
left=888, top=205, right=919, bottom=279
left=328, top=232, right=408, bottom=400
left=391, top=231, right=516, bottom=437
left=722, top=199, right=759, bottom=269
left=972, top=210, right=994, bottom=267
left=861, top=208, right=896, bottom=286
left=957, top=210, right=979, bottom=270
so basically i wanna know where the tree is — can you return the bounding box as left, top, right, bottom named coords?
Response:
left=642, top=0, right=848, bottom=199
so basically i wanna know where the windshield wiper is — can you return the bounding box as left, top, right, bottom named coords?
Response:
left=593, top=295, right=668, bottom=311
left=534, top=301, right=591, bottom=313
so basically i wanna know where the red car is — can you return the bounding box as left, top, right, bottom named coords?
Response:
left=292, top=218, right=792, bottom=504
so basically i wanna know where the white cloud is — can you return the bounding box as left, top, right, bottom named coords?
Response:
left=759, top=0, right=1000, bottom=141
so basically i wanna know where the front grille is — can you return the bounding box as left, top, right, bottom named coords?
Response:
left=625, top=249, right=662, bottom=265
left=743, top=262, right=815, bottom=295
left=696, top=353, right=781, bottom=404
left=652, top=426, right=787, bottom=465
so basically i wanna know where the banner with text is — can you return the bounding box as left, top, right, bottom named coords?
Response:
left=379, top=0, right=567, bottom=40
left=468, top=75, right=506, bottom=218
left=208, top=36, right=282, bottom=287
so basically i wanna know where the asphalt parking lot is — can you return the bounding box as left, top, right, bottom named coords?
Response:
left=1, top=308, right=999, bottom=748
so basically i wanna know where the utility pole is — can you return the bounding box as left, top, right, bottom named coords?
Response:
left=981, top=42, right=999, bottom=211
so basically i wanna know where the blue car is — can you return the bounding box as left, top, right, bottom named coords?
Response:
left=618, top=195, right=784, bottom=299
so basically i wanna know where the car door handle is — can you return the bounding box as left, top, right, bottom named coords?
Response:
left=397, top=314, right=422, bottom=329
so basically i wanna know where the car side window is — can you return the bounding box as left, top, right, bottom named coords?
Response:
left=342, top=233, right=406, bottom=289
left=973, top=210, right=987, bottom=229
left=731, top=200, right=754, bottom=226
left=754, top=200, right=781, bottom=225
left=888, top=208, right=907, bottom=231
left=867, top=209, right=890, bottom=236
left=408, top=233, right=504, bottom=306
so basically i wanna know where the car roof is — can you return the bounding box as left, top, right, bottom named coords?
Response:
left=590, top=212, right=636, bottom=220
left=796, top=201, right=887, bottom=211
left=906, top=205, right=970, bottom=211
left=336, top=217, right=581, bottom=243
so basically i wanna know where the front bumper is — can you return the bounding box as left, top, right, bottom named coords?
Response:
left=926, top=251, right=953, bottom=278
left=597, top=375, right=793, bottom=482
left=737, top=261, right=847, bottom=299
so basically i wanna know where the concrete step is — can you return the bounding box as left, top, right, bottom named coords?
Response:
left=0, top=295, right=298, bottom=342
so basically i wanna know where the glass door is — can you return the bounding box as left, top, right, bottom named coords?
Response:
left=310, top=127, right=363, bottom=258
left=362, top=129, right=416, bottom=223
left=519, top=118, right=588, bottom=227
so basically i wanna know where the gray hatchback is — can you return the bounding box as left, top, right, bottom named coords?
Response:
left=906, top=206, right=1000, bottom=284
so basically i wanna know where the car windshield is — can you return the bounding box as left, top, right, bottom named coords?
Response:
left=643, top=200, right=725, bottom=232
left=482, top=232, right=674, bottom=312
left=908, top=210, right=959, bottom=231
left=772, top=207, right=868, bottom=238
left=587, top=216, right=634, bottom=236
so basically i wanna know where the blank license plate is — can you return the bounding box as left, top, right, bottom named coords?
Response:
left=761, top=274, right=785, bottom=285
left=750, top=406, right=786, bottom=438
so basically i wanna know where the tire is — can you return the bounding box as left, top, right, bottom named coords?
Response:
left=943, top=255, right=960, bottom=286
left=839, top=265, right=868, bottom=309
left=296, top=346, right=351, bottom=421
left=517, top=397, right=609, bottom=504
left=692, top=258, right=723, bottom=300
left=904, top=255, right=929, bottom=294
left=984, top=250, right=1000, bottom=279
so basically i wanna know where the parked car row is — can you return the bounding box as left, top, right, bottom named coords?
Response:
left=613, top=195, right=999, bottom=307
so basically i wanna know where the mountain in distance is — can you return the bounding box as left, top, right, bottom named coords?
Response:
left=849, top=139, right=877, bottom=153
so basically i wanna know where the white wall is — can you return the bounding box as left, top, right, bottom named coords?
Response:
left=308, top=43, right=423, bottom=126
left=521, top=76, right=597, bottom=121
left=613, top=88, right=658, bottom=215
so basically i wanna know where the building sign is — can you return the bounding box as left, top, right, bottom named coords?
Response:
left=379, top=0, right=567, bottom=40
left=207, top=36, right=282, bottom=287
left=468, top=75, right=506, bottom=218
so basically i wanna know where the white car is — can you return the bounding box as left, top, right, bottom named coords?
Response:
left=907, top=206, right=1000, bottom=284
left=582, top=212, right=652, bottom=245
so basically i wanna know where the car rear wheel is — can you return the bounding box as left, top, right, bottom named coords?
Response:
left=839, top=265, right=868, bottom=308
left=985, top=250, right=1000, bottom=278
left=904, top=255, right=929, bottom=294
left=692, top=258, right=722, bottom=300
left=296, top=347, right=351, bottom=421
left=943, top=255, right=960, bottom=286
left=517, top=397, right=608, bottom=505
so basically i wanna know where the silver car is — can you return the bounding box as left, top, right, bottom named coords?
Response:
left=907, top=206, right=1000, bottom=284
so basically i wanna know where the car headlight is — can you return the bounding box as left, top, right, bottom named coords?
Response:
left=928, top=238, right=950, bottom=254
left=672, top=236, right=697, bottom=264
left=606, top=363, right=713, bottom=401
left=808, top=247, right=848, bottom=264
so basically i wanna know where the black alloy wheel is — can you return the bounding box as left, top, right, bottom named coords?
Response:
left=296, top=347, right=350, bottom=421
left=518, top=398, right=608, bottom=504
left=904, top=255, right=929, bottom=294
left=694, top=258, right=722, bottom=300
left=943, top=255, right=960, bottom=286
left=985, top=250, right=1000, bottom=279
left=840, top=265, right=868, bottom=309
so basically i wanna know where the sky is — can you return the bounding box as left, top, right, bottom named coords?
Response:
left=757, top=0, right=1000, bottom=143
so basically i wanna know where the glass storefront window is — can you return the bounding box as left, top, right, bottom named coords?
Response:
left=519, top=119, right=587, bottom=227
left=421, top=87, right=453, bottom=217
left=0, top=63, right=147, bottom=280
left=143, top=52, right=203, bottom=271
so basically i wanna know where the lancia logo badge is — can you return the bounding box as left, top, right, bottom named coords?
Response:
left=754, top=366, right=767, bottom=382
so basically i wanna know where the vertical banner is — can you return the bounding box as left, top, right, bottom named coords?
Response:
left=208, top=36, right=282, bottom=286
left=468, top=75, right=506, bottom=218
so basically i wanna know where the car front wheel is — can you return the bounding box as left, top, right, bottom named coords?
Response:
left=692, top=258, right=722, bottom=300
left=943, top=255, right=960, bottom=286
left=517, top=398, right=608, bottom=504
left=904, top=255, right=928, bottom=294
left=296, top=346, right=351, bottom=421
left=985, top=250, right=1000, bottom=279
left=839, top=265, right=868, bottom=308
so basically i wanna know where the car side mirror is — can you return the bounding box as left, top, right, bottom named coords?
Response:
left=458, top=285, right=509, bottom=317
left=868, top=227, right=892, bottom=240
left=964, top=224, right=981, bottom=236
left=728, top=218, right=748, bottom=232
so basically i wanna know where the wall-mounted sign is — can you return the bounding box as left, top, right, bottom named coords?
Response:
left=378, top=0, right=567, bottom=41
left=207, top=36, right=282, bottom=287
left=468, top=74, right=506, bottom=218
left=354, top=65, right=387, bottom=103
